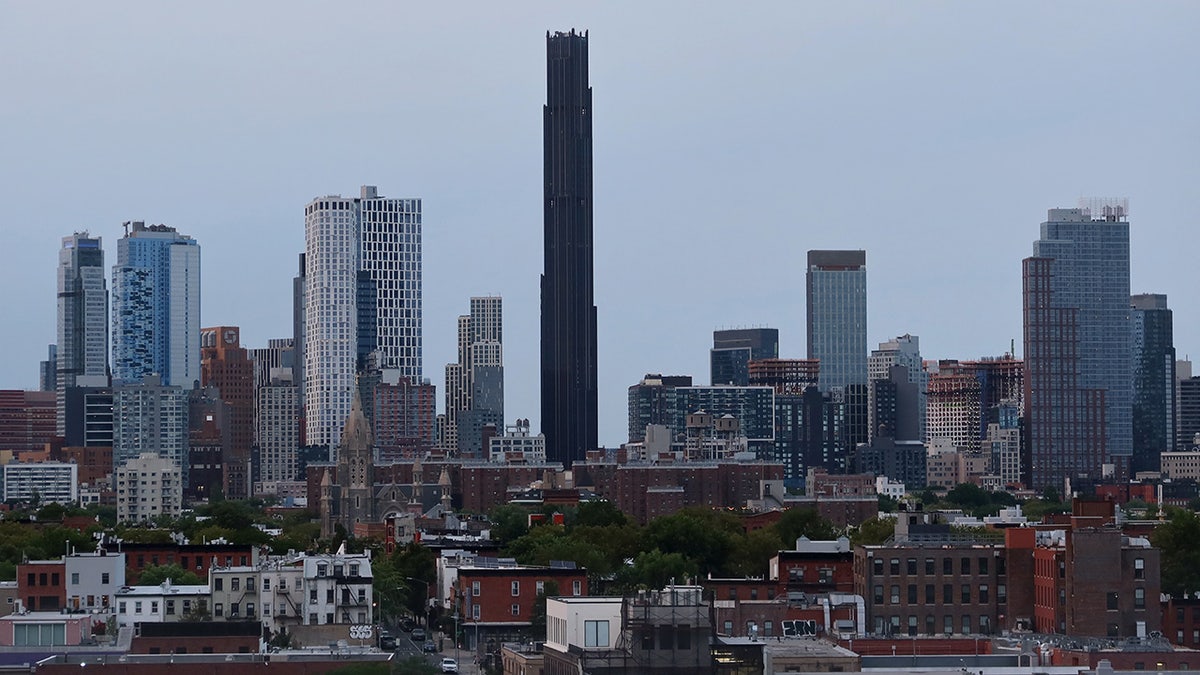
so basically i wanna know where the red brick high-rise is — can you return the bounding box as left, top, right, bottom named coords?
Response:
left=201, top=327, right=254, bottom=499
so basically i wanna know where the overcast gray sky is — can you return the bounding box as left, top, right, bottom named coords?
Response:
left=1, top=2, right=1196, bottom=447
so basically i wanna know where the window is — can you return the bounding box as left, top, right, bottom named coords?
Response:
left=71, top=573, right=79, bottom=585
left=943, top=584, right=953, bottom=603
left=231, top=578, right=240, bottom=592
left=908, top=615, right=918, bottom=636
left=358, top=589, right=366, bottom=603
left=326, top=589, right=334, bottom=604
left=101, top=573, right=110, bottom=585
left=119, top=602, right=126, bottom=613
left=536, top=581, right=546, bottom=595
left=729, top=587, right=738, bottom=600
left=873, top=558, right=883, bottom=575
left=890, top=586, right=900, bottom=604
left=166, top=600, right=175, bottom=615
left=215, top=578, right=224, bottom=591
left=1135, top=558, right=1145, bottom=580
left=246, top=577, right=255, bottom=591
left=309, top=589, right=317, bottom=603
left=247, top=602, right=255, bottom=617
left=333, top=565, right=343, bottom=577
left=230, top=603, right=240, bottom=617
left=317, top=564, right=327, bottom=578
left=961, top=615, right=971, bottom=634
left=135, top=601, right=143, bottom=613
left=350, top=564, right=360, bottom=577
left=472, top=581, right=480, bottom=597
left=215, top=603, right=224, bottom=617
left=309, top=613, right=317, bottom=624
left=511, top=581, right=520, bottom=596
left=585, top=620, right=610, bottom=647
left=1135, top=588, right=1145, bottom=609
left=925, top=615, right=935, bottom=635
left=511, top=604, right=520, bottom=616
left=183, top=600, right=191, bottom=613
left=659, top=624, right=676, bottom=649
left=890, top=559, right=900, bottom=575
left=1107, top=592, right=1119, bottom=610
left=472, top=605, right=480, bottom=620
left=573, top=580, right=582, bottom=596
left=925, top=585, right=935, bottom=603
left=961, top=558, right=971, bottom=575
left=907, top=585, right=917, bottom=603
left=263, top=578, right=270, bottom=591
left=997, top=583, right=1007, bottom=603
left=907, top=559, right=917, bottom=575
left=925, top=558, right=935, bottom=575
left=961, top=585, right=971, bottom=604
left=943, top=558, right=953, bottom=575
left=326, top=613, right=334, bottom=624
left=874, top=585, right=883, bottom=604
left=763, top=621, right=773, bottom=637
left=979, top=585, right=989, bottom=603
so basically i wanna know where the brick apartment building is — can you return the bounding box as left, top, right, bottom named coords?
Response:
left=453, top=563, right=588, bottom=652
left=854, top=538, right=1007, bottom=637
left=17, top=560, right=65, bottom=611
left=121, top=542, right=258, bottom=583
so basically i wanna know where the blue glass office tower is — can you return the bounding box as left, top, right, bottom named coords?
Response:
left=111, top=222, right=201, bottom=387
left=1023, top=202, right=1131, bottom=490
left=806, top=250, right=867, bottom=393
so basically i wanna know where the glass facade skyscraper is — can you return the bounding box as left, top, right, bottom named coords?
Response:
left=806, top=250, right=867, bottom=393
left=56, top=233, right=108, bottom=435
left=1023, top=203, right=1131, bottom=490
left=111, top=222, right=200, bottom=388
left=541, top=29, right=598, bottom=467
left=1131, top=293, right=1175, bottom=473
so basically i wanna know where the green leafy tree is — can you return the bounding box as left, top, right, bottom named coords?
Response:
left=138, top=563, right=202, bottom=586
left=624, top=549, right=699, bottom=589
left=643, top=507, right=741, bottom=576
left=572, top=500, right=627, bottom=528
left=729, top=527, right=785, bottom=577
left=775, top=507, right=838, bottom=547
left=35, top=503, right=66, bottom=522
left=487, top=504, right=531, bottom=544
left=878, top=495, right=899, bottom=513
left=850, top=517, right=895, bottom=546
left=1152, top=508, right=1200, bottom=597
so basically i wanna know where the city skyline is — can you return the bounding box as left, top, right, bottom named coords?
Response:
left=1, top=4, right=1197, bottom=447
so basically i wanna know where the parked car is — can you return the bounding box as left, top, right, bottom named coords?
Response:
left=423, top=640, right=438, bottom=653
left=411, top=628, right=426, bottom=642
left=440, top=657, right=459, bottom=673
left=378, top=632, right=396, bottom=650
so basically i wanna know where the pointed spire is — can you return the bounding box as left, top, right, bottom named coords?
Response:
left=340, top=387, right=373, bottom=451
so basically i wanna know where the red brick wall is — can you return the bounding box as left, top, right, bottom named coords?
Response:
left=456, top=568, right=587, bottom=624
left=17, top=561, right=65, bottom=611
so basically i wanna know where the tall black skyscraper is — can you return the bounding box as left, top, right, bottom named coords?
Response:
left=541, top=29, right=597, bottom=467
left=1131, top=293, right=1175, bottom=473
